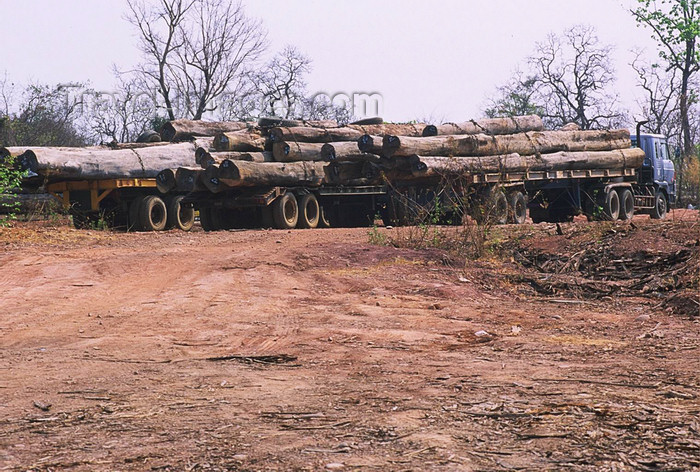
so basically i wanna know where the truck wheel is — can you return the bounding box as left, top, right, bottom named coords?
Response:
left=617, top=189, right=635, bottom=221
left=128, top=196, right=146, bottom=232
left=139, top=195, right=167, bottom=231
left=166, top=195, right=195, bottom=231
left=508, top=191, right=527, bottom=224
left=261, top=206, right=275, bottom=229
left=650, top=191, right=667, bottom=219
left=272, top=192, right=299, bottom=229
left=199, top=208, right=215, bottom=231
left=489, top=190, right=508, bottom=225
left=318, top=206, right=331, bottom=228
left=600, top=189, right=620, bottom=221
left=298, top=193, right=320, bottom=229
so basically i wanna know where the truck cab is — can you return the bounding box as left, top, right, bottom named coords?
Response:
left=631, top=133, right=676, bottom=203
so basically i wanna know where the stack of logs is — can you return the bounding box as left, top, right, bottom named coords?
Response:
left=163, top=114, right=645, bottom=196
left=1, top=114, right=645, bottom=194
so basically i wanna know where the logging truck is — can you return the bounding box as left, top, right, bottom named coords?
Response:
left=180, top=130, right=675, bottom=230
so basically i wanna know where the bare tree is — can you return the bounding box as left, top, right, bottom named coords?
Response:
left=126, top=0, right=267, bottom=120
left=86, top=75, right=161, bottom=144
left=218, top=46, right=352, bottom=123
left=631, top=50, right=680, bottom=136
left=529, top=25, right=626, bottom=129
left=254, top=46, right=311, bottom=119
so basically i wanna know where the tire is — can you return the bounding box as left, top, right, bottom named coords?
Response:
left=261, top=205, right=275, bottom=228
left=318, top=206, right=331, bottom=228
left=298, top=193, right=320, bottom=229
left=128, top=196, right=146, bottom=232
left=272, top=192, right=299, bottom=229
left=199, top=208, right=219, bottom=231
left=529, top=205, right=548, bottom=224
left=508, top=191, right=527, bottom=224
left=166, top=195, right=195, bottom=231
left=139, top=195, right=167, bottom=231
left=617, top=188, right=635, bottom=221
left=489, top=190, right=508, bottom=225
left=650, top=191, right=667, bottom=220
left=599, top=189, right=620, bottom=221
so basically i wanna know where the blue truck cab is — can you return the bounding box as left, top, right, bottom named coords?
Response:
left=630, top=133, right=676, bottom=219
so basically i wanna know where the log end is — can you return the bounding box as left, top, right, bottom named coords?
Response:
left=357, top=134, right=374, bottom=153
left=422, top=125, right=438, bottom=137
left=321, top=143, right=336, bottom=162
left=156, top=169, right=177, bottom=194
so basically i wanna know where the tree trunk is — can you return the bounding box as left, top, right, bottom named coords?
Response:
left=324, top=161, right=381, bottom=185
left=216, top=160, right=328, bottom=187
left=160, top=119, right=251, bottom=142
left=405, top=148, right=645, bottom=180
left=422, top=115, right=544, bottom=137
left=357, top=135, right=384, bottom=155
left=321, top=142, right=373, bottom=161
left=269, top=126, right=364, bottom=143
left=272, top=141, right=326, bottom=162
left=175, top=167, right=206, bottom=192
left=383, top=129, right=632, bottom=158
left=156, top=168, right=177, bottom=194
left=268, top=123, right=428, bottom=144
left=17, top=142, right=199, bottom=181
left=258, top=118, right=338, bottom=128
left=213, top=130, right=267, bottom=152
left=349, top=123, right=427, bottom=137
left=196, top=149, right=273, bottom=168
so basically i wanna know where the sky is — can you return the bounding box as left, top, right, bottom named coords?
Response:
left=0, top=0, right=663, bottom=123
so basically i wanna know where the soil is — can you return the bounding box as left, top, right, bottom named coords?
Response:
left=1, top=211, right=699, bottom=471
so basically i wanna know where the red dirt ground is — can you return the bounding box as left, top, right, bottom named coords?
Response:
left=1, top=211, right=698, bottom=471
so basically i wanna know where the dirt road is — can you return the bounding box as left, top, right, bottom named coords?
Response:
left=1, top=217, right=698, bottom=471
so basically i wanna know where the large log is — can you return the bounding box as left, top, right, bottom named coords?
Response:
left=268, top=123, right=429, bottom=144
left=216, top=160, right=328, bottom=188
left=213, top=130, right=267, bottom=152
left=196, top=148, right=273, bottom=168
left=176, top=167, right=206, bottom=192
left=156, top=168, right=177, bottom=194
left=272, top=141, right=325, bottom=162
left=17, top=142, right=199, bottom=181
left=324, top=161, right=382, bottom=185
left=357, top=135, right=384, bottom=155
left=403, top=148, right=646, bottom=181
left=258, top=117, right=338, bottom=128
left=156, top=166, right=205, bottom=193
left=349, top=123, right=426, bottom=137
left=320, top=142, right=374, bottom=162
left=422, top=115, right=544, bottom=137
left=160, top=119, right=250, bottom=142
left=269, top=126, right=364, bottom=143
left=383, top=129, right=632, bottom=158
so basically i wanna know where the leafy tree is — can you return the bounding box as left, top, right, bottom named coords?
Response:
left=633, top=0, right=699, bottom=157
left=0, top=82, right=87, bottom=147
left=0, top=154, right=24, bottom=226
left=484, top=71, right=544, bottom=118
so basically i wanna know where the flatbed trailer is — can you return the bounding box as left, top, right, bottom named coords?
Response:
left=46, top=178, right=195, bottom=231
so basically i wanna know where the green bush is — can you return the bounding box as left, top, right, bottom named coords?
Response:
left=0, top=155, right=25, bottom=226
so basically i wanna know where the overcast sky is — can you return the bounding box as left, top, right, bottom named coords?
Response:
left=0, top=0, right=662, bottom=123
